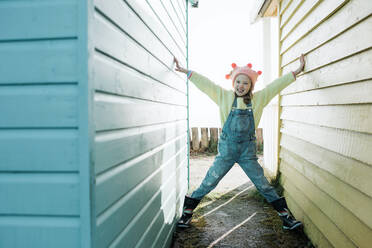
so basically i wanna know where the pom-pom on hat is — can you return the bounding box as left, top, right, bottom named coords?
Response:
left=226, top=63, right=262, bottom=88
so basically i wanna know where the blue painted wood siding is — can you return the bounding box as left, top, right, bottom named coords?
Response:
left=91, top=0, right=188, bottom=247
left=0, top=0, right=187, bottom=247
left=0, top=0, right=91, bottom=247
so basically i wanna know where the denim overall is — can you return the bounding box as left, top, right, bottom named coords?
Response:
left=191, top=97, right=280, bottom=203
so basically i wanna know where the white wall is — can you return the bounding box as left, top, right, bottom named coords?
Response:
left=259, top=16, right=280, bottom=178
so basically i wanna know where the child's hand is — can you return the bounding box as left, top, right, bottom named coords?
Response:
left=293, top=54, right=305, bottom=76
left=174, top=57, right=188, bottom=74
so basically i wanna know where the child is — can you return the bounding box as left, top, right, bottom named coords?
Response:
left=174, top=54, right=305, bottom=230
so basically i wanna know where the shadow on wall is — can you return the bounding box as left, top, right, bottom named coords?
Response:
left=94, top=121, right=187, bottom=247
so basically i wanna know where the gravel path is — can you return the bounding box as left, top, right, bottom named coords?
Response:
left=172, top=154, right=313, bottom=248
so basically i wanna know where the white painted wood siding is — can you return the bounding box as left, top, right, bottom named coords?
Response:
left=90, top=0, right=188, bottom=247
left=278, top=0, right=372, bottom=247
left=0, top=0, right=90, bottom=247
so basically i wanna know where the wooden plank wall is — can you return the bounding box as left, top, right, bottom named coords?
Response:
left=0, top=1, right=88, bottom=247
left=277, top=0, right=372, bottom=247
left=91, top=0, right=188, bottom=247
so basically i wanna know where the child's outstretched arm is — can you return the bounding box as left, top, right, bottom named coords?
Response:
left=254, top=54, right=305, bottom=108
left=173, top=57, right=226, bottom=105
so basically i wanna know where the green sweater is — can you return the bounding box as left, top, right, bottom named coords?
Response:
left=189, top=71, right=296, bottom=129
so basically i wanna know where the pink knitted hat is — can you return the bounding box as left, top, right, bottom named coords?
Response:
left=225, top=63, right=262, bottom=88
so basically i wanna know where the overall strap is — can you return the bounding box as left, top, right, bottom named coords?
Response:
left=231, top=96, right=238, bottom=109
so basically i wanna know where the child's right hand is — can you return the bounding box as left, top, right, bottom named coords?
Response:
left=174, top=57, right=188, bottom=74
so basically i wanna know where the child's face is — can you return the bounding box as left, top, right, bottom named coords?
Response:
left=233, top=74, right=251, bottom=96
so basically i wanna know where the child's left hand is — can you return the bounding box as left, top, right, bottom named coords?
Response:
left=174, top=57, right=188, bottom=74
left=293, top=54, right=305, bottom=76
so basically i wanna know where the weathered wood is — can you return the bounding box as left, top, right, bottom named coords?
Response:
left=281, top=120, right=372, bottom=165
left=281, top=175, right=357, bottom=248
left=281, top=0, right=372, bottom=65
left=200, top=128, right=209, bottom=151
left=283, top=16, right=372, bottom=72
left=281, top=160, right=372, bottom=247
left=92, top=54, right=187, bottom=106
left=0, top=217, right=80, bottom=247
left=0, top=173, right=79, bottom=215
left=280, top=0, right=294, bottom=16
left=209, top=128, right=219, bottom=153
left=256, top=128, right=263, bottom=147
left=0, top=130, right=78, bottom=171
left=92, top=12, right=186, bottom=93
left=281, top=80, right=372, bottom=105
left=146, top=0, right=186, bottom=46
left=283, top=193, right=334, bottom=248
left=94, top=0, right=184, bottom=76
left=0, top=85, right=78, bottom=128
left=124, top=0, right=185, bottom=59
left=281, top=148, right=372, bottom=230
left=0, top=40, right=77, bottom=84
left=177, top=0, right=186, bottom=13
left=94, top=94, right=187, bottom=131
left=96, top=138, right=187, bottom=215
left=278, top=0, right=372, bottom=246
left=210, top=128, right=219, bottom=144
left=133, top=169, right=188, bottom=248
left=161, top=0, right=186, bottom=35
left=173, top=0, right=186, bottom=23
left=281, top=0, right=321, bottom=40
left=263, top=0, right=279, bottom=17
left=280, top=0, right=303, bottom=29
left=0, top=1, right=77, bottom=40
left=96, top=153, right=187, bottom=248
left=95, top=120, right=187, bottom=174
left=281, top=48, right=372, bottom=95
left=281, top=133, right=372, bottom=198
left=281, top=104, right=372, bottom=134
left=281, top=0, right=347, bottom=54
left=191, top=127, right=200, bottom=151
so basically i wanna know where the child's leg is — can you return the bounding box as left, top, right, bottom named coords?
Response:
left=178, top=140, right=235, bottom=227
left=237, top=156, right=280, bottom=202
left=191, top=150, right=235, bottom=200
left=237, top=142, right=302, bottom=230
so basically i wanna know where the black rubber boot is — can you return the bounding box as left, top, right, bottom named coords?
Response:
left=271, top=197, right=302, bottom=230
left=177, top=196, right=201, bottom=228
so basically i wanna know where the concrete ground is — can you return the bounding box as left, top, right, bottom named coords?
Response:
left=172, top=154, right=313, bottom=248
